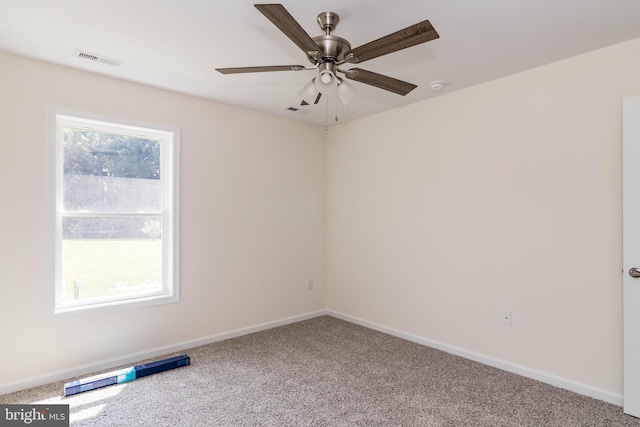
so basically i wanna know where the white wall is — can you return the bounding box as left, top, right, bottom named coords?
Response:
left=0, top=52, right=326, bottom=387
left=327, top=38, right=640, bottom=396
left=2, top=35, right=640, bottom=400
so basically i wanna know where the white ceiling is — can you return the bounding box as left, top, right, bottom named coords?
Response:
left=1, top=0, right=639, bottom=127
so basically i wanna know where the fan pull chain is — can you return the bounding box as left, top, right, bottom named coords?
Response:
left=325, top=93, right=330, bottom=130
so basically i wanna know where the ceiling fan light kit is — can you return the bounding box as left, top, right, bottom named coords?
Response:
left=320, top=70, right=333, bottom=84
left=216, top=4, right=440, bottom=123
left=315, top=64, right=338, bottom=91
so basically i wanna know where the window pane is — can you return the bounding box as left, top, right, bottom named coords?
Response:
left=61, top=216, right=162, bottom=303
left=63, top=127, right=161, bottom=213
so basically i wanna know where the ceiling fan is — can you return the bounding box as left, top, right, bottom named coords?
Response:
left=216, top=4, right=439, bottom=106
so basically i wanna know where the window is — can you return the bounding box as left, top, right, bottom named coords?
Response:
left=50, top=111, right=179, bottom=315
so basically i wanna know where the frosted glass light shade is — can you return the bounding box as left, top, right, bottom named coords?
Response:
left=337, top=79, right=357, bottom=105
left=299, top=79, right=320, bottom=104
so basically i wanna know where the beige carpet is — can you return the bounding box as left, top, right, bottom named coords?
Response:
left=2, top=316, right=640, bottom=426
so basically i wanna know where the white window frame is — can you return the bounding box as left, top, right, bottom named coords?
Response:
left=48, top=109, right=179, bottom=316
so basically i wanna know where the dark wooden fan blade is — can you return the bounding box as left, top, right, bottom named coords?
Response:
left=346, top=20, right=439, bottom=63
left=255, top=4, right=320, bottom=55
left=345, top=68, right=417, bottom=96
left=216, top=65, right=305, bottom=74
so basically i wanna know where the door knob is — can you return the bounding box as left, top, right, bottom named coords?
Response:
left=630, top=268, right=640, bottom=278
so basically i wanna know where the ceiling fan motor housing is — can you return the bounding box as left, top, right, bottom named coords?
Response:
left=307, top=11, right=352, bottom=64
left=311, top=35, right=351, bottom=64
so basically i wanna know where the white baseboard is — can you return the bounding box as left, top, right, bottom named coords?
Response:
left=326, top=310, right=623, bottom=407
left=0, top=310, right=327, bottom=396
left=2, top=308, right=623, bottom=407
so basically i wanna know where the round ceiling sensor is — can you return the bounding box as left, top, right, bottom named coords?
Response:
left=430, top=80, right=446, bottom=91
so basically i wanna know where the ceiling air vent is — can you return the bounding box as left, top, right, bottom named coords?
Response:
left=74, top=49, right=122, bottom=67
left=285, top=107, right=311, bottom=115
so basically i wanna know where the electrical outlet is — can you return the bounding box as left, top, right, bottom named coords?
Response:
left=308, top=280, right=314, bottom=291
left=502, top=310, right=512, bottom=326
